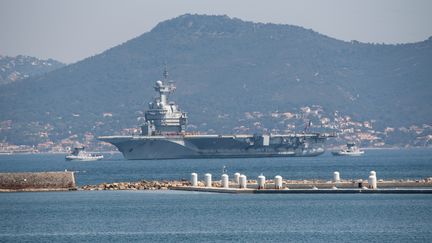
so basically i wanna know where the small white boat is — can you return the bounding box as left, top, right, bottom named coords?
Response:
left=65, top=147, right=103, bottom=161
left=332, top=143, right=364, bottom=156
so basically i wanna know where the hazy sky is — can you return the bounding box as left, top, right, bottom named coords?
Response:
left=1, top=0, right=431, bottom=63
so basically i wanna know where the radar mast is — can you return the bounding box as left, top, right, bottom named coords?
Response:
left=163, top=63, right=169, bottom=82
left=141, top=65, right=188, bottom=136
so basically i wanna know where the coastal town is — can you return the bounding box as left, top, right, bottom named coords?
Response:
left=1, top=105, right=430, bottom=154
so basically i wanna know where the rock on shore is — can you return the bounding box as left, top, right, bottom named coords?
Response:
left=81, top=180, right=192, bottom=191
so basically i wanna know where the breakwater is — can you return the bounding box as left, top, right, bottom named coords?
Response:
left=172, top=171, right=432, bottom=194
left=81, top=180, right=191, bottom=191
left=0, top=172, right=76, bottom=192
left=171, top=187, right=432, bottom=194
left=79, top=177, right=432, bottom=192
left=3, top=170, right=432, bottom=194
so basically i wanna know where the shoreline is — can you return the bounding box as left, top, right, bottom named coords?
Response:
left=0, top=146, right=431, bottom=156
left=78, top=178, right=432, bottom=191
left=2, top=177, right=432, bottom=193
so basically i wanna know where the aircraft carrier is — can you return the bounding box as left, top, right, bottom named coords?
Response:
left=98, top=70, right=332, bottom=160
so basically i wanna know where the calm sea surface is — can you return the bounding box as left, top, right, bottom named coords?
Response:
left=0, top=149, right=431, bottom=242
left=0, top=148, right=431, bottom=185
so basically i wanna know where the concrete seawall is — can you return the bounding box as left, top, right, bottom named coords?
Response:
left=79, top=178, right=432, bottom=192
left=0, top=172, right=76, bottom=192
left=171, top=186, right=432, bottom=194
left=169, top=178, right=432, bottom=194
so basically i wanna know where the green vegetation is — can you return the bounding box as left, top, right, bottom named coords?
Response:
left=0, top=14, right=431, bottom=146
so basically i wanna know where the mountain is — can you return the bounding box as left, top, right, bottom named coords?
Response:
left=0, top=14, right=431, bottom=146
left=0, top=55, right=65, bottom=85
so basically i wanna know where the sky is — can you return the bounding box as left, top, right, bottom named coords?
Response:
left=1, top=0, right=431, bottom=64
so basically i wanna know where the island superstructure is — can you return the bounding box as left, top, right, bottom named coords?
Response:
left=98, top=70, right=332, bottom=160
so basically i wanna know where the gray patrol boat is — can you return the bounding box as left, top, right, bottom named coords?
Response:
left=98, top=71, right=331, bottom=160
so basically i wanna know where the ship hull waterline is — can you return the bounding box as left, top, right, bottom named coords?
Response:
left=98, top=134, right=327, bottom=160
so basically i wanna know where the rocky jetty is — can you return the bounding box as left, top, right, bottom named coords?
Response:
left=81, top=180, right=192, bottom=191
left=80, top=178, right=432, bottom=191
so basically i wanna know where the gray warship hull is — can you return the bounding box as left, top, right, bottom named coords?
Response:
left=98, top=69, right=332, bottom=160
left=98, top=133, right=327, bottom=160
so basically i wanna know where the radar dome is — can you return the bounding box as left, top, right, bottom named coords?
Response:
left=156, top=80, right=163, bottom=86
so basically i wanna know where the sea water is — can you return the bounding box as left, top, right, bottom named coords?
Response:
left=0, top=191, right=431, bottom=242
left=0, top=148, right=431, bottom=185
left=0, top=148, right=431, bottom=242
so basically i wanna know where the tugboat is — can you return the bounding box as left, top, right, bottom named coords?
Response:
left=65, top=147, right=104, bottom=161
left=331, top=143, right=364, bottom=156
